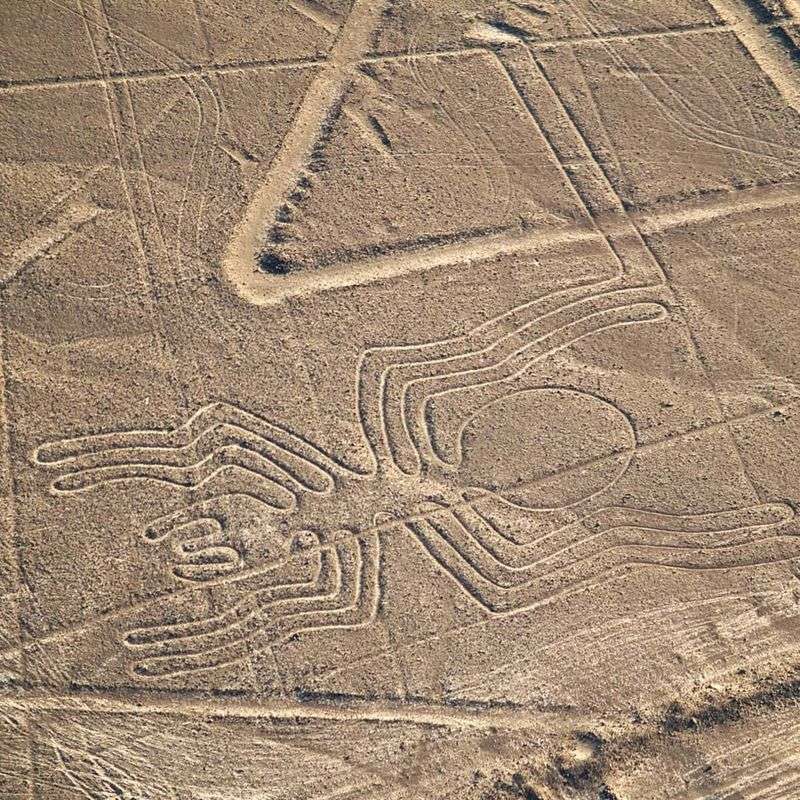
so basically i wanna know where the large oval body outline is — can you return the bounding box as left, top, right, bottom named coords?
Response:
left=451, top=386, right=637, bottom=511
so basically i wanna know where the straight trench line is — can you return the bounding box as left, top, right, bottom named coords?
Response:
left=0, top=27, right=731, bottom=93
left=0, top=56, right=328, bottom=92
left=0, top=18, right=788, bottom=94
left=521, top=19, right=785, bottom=49
left=515, top=36, right=763, bottom=510
left=4, top=19, right=788, bottom=94
left=635, top=180, right=800, bottom=234
left=242, top=180, right=800, bottom=304
left=222, top=0, right=388, bottom=300
left=245, top=224, right=605, bottom=304
left=705, top=0, right=800, bottom=113
left=0, top=690, right=584, bottom=732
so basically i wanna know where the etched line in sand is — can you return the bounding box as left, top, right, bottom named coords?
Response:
left=222, top=0, right=388, bottom=299
left=482, top=19, right=781, bottom=512
left=527, top=21, right=731, bottom=46
left=245, top=34, right=800, bottom=306
left=77, top=0, right=198, bottom=409
left=27, top=271, right=800, bottom=679
left=287, top=0, right=343, bottom=36
left=706, top=0, right=800, bottom=112
left=0, top=28, right=751, bottom=93
left=236, top=225, right=606, bottom=304
left=0, top=18, right=788, bottom=94
left=0, top=204, right=104, bottom=287
left=635, top=181, right=800, bottom=234
left=9, top=397, right=798, bottom=666
left=473, top=19, right=787, bottom=49
left=0, top=56, right=327, bottom=92
left=497, top=44, right=670, bottom=288
left=0, top=229, right=33, bottom=798
left=408, top=502, right=796, bottom=616
left=0, top=689, right=590, bottom=732
left=231, top=178, right=800, bottom=304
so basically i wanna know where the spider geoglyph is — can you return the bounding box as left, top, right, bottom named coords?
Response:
left=34, top=278, right=797, bottom=679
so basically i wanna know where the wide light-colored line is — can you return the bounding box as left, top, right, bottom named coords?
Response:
left=242, top=181, right=800, bottom=304
left=0, top=689, right=585, bottom=732
left=242, top=224, right=605, bottom=305
left=706, top=0, right=800, bottom=113
left=634, top=181, right=800, bottom=234
left=222, top=0, right=388, bottom=302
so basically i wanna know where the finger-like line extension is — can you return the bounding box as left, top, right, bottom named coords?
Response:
left=380, top=289, right=660, bottom=468
left=456, top=506, right=588, bottom=570
left=155, top=518, right=226, bottom=559
left=175, top=527, right=227, bottom=555
left=50, top=445, right=291, bottom=491
left=437, top=509, right=615, bottom=585
left=408, top=518, right=800, bottom=615
left=463, top=498, right=531, bottom=545
left=146, top=503, right=230, bottom=543
left=355, top=278, right=630, bottom=466
left=125, top=547, right=342, bottom=649
left=361, top=281, right=631, bottom=391
left=417, top=301, right=666, bottom=407
left=143, top=493, right=304, bottom=548
left=187, top=406, right=345, bottom=480
left=258, top=534, right=380, bottom=640
left=419, top=509, right=793, bottom=589
left=173, top=557, right=242, bottom=583
left=39, top=423, right=334, bottom=494
left=410, top=302, right=665, bottom=466
left=188, top=545, right=328, bottom=597
left=589, top=503, right=795, bottom=533
left=176, top=544, right=242, bottom=572
left=467, top=500, right=608, bottom=557
left=459, top=502, right=794, bottom=576
left=34, top=402, right=345, bottom=483
left=460, top=503, right=796, bottom=570
left=131, top=536, right=380, bottom=678
left=383, top=291, right=664, bottom=470
left=451, top=509, right=785, bottom=585
left=132, top=635, right=254, bottom=678
left=406, top=517, right=584, bottom=613
left=388, top=287, right=662, bottom=397
left=127, top=541, right=352, bottom=657
left=618, top=535, right=800, bottom=571
left=50, top=451, right=298, bottom=510
left=531, top=504, right=795, bottom=563
left=177, top=545, right=240, bottom=565
left=428, top=513, right=535, bottom=589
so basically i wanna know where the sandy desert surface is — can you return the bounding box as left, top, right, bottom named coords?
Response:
left=2, top=1, right=800, bottom=798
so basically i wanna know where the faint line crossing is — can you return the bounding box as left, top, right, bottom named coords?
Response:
left=0, top=57, right=326, bottom=92
left=1, top=23, right=785, bottom=94
left=0, top=204, right=104, bottom=287
left=517, top=23, right=775, bottom=511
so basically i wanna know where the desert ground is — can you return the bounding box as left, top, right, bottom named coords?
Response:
left=1, top=1, right=800, bottom=798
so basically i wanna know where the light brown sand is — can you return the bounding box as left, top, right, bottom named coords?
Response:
left=2, top=1, right=800, bottom=798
